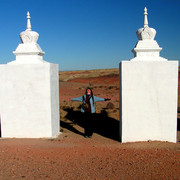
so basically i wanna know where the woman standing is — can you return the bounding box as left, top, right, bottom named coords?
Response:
left=71, top=87, right=110, bottom=138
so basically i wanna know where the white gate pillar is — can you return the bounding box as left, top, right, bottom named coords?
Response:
left=119, top=8, right=178, bottom=143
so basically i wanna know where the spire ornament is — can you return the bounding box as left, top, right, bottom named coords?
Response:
left=144, top=7, right=148, bottom=28
left=26, top=11, right=31, bottom=31
left=136, top=7, right=156, bottom=40
left=9, top=11, right=45, bottom=64
left=131, top=7, right=167, bottom=61
left=19, top=11, right=39, bottom=44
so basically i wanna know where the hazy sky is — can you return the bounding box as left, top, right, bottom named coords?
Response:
left=0, top=0, right=180, bottom=70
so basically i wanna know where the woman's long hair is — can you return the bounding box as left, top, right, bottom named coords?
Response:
left=85, top=87, right=94, bottom=104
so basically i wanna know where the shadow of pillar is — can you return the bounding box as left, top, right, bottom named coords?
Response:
left=119, top=63, right=122, bottom=142
left=62, top=107, right=120, bottom=141
left=0, top=115, right=1, bottom=137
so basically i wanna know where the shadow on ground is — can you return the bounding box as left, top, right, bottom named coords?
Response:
left=177, top=118, right=180, bottom=142
left=178, top=118, right=180, bottom=131
left=61, top=107, right=120, bottom=141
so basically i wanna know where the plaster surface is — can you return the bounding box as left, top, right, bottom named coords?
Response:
left=0, top=63, right=59, bottom=138
left=119, top=61, right=178, bottom=143
left=119, top=7, right=179, bottom=143
left=0, top=12, right=60, bottom=138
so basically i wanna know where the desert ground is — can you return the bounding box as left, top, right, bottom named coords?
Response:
left=0, top=68, right=180, bottom=179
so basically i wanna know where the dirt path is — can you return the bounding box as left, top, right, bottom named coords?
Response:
left=0, top=132, right=180, bottom=179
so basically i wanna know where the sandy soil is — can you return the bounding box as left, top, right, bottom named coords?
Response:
left=0, top=68, right=180, bottom=179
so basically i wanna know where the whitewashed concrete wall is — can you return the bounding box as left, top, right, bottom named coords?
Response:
left=0, top=63, right=60, bottom=138
left=119, top=7, right=179, bottom=143
left=119, top=61, right=178, bottom=143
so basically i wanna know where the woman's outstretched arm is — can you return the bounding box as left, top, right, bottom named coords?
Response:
left=93, top=96, right=110, bottom=102
left=71, top=96, right=83, bottom=102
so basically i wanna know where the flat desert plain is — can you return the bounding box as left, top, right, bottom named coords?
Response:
left=0, top=68, right=179, bottom=179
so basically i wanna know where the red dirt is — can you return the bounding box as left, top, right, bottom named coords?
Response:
left=0, top=136, right=180, bottom=179
left=67, top=74, right=119, bottom=85
left=0, top=69, right=180, bottom=179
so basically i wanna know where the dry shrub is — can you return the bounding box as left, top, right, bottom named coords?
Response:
left=106, top=102, right=115, bottom=109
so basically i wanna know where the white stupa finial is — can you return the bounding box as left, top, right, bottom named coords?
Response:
left=10, top=11, right=45, bottom=64
left=27, top=11, right=31, bottom=31
left=144, top=7, right=148, bottom=28
left=132, top=7, right=167, bottom=61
